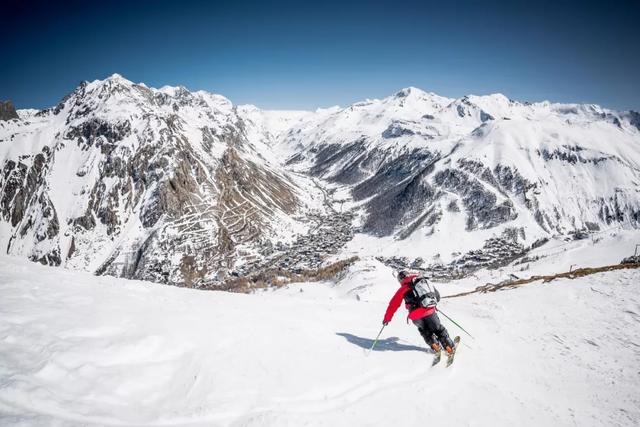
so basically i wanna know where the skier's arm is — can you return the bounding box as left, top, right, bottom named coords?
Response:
left=383, top=286, right=407, bottom=324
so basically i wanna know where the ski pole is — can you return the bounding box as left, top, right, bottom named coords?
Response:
left=366, top=324, right=386, bottom=355
left=437, top=308, right=475, bottom=340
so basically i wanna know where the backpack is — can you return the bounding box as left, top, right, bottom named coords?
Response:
left=410, top=276, right=440, bottom=308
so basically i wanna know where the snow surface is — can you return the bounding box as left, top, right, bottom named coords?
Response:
left=1, top=254, right=639, bottom=426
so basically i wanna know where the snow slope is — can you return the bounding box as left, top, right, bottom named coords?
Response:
left=1, top=254, right=638, bottom=426
left=282, top=86, right=640, bottom=251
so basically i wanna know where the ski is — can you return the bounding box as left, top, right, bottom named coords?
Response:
left=432, top=349, right=442, bottom=366
left=446, top=336, right=461, bottom=367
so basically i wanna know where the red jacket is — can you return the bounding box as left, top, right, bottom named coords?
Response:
left=383, top=275, right=435, bottom=323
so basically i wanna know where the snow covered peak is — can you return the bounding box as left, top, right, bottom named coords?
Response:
left=105, top=72, right=127, bottom=81
left=389, top=86, right=452, bottom=107
left=464, top=93, right=515, bottom=115
left=158, top=84, right=190, bottom=96
left=37, top=74, right=241, bottom=128
left=273, top=84, right=640, bottom=167
left=394, top=86, right=444, bottom=101
left=394, top=86, right=421, bottom=98
left=16, top=108, right=40, bottom=120
left=85, top=73, right=137, bottom=93
left=469, top=93, right=511, bottom=104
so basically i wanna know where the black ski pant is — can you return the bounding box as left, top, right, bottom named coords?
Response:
left=412, top=312, right=454, bottom=349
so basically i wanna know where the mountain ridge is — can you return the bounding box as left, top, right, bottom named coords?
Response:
left=2, top=74, right=640, bottom=287
left=0, top=74, right=328, bottom=286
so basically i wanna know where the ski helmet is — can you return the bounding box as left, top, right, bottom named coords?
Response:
left=397, top=270, right=408, bottom=282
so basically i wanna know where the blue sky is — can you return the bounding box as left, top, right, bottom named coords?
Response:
left=2, top=0, right=639, bottom=110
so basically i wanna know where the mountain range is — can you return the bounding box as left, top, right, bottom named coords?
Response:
left=1, top=74, right=639, bottom=287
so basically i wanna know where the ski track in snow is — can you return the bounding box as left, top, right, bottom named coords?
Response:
left=1, top=255, right=639, bottom=426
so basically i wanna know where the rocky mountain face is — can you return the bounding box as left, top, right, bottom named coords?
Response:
left=0, top=101, right=19, bottom=121
left=2, top=78, right=640, bottom=286
left=0, top=75, right=326, bottom=287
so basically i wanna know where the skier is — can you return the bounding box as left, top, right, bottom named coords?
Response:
left=382, top=270, right=456, bottom=355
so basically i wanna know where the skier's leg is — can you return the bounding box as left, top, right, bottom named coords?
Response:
left=413, top=318, right=439, bottom=351
left=434, top=314, right=455, bottom=350
left=424, top=313, right=455, bottom=350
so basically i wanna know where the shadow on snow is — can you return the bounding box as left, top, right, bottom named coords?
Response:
left=336, top=332, right=427, bottom=353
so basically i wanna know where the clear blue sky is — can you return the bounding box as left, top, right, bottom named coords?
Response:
left=3, top=0, right=639, bottom=111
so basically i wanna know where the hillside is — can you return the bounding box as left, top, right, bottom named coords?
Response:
left=282, top=88, right=640, bottom=275
left=0, top=254, right=638, bottom=426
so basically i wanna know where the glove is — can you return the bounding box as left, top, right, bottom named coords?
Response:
left=382, top=321, right=389, bottom=326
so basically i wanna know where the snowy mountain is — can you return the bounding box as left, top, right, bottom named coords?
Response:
left=1, top=76, right=640, bottom=286
left=281, top=87, right=640, bottom=273
left=0, top=74, right=326, bottom=286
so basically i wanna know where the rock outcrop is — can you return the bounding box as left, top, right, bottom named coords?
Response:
left=0, top=101, right=19, bottom=121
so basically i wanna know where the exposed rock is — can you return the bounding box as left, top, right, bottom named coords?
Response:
left=434, top=168, right=517, bottom=230
left=0, top=101, right=19, bottom=121
left=382, top=122, right=415, bottom=138
left=447, top=200, right=460, bottom=212
left=620, top=255, right=640, bottom=265
left=65, top=118, right=131, bottom=147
